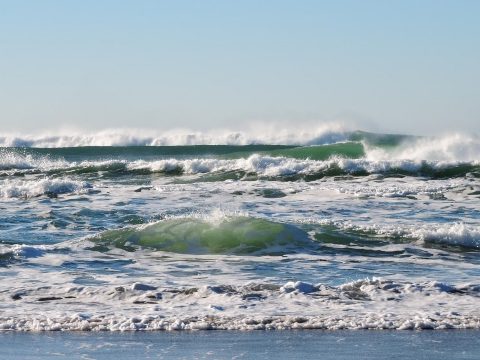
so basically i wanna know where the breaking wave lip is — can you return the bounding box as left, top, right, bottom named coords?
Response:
left=90, top=215, right=314, bottom=255
left=0, top=149, right=68, bottom=171
left=0, top=244, right=46, bottom=266
left=0, top=124, right=349, bottom=147
left=365, top=133, right=480, bottom=163
left=2, top=136, right=479, bottom=180
left=0, top=178, right=93, bottom=199
left=1, top=278, right=479, bottom=331
left=1, top=128, right=479, bottom=164
left=314, top=220, right=480, bottom=250
left=103, top=155, right=480, bottom=179
left=3, top=153, right=478, bottom=180
left=415, top=223, right=480, bottom=249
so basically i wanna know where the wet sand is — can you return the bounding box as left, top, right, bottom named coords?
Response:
left=1, top=330, right=479, bottom=359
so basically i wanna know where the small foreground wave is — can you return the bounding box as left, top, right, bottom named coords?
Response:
left=0, top=178, right=92, bottom=199
left=0, top=148, right=67, bottom=171
left=91, top=216, right=312, bottom=255
left=0, top=244, right=46, bottom=266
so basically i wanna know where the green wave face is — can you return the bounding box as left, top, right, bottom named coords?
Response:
left=92, top=217, right=312, bottom=255
left=265, top=142, right=365, bottom=160
left=5, top=145, right=294, bottom=162
left=222, top=142, right=365, bottom=160
left=348, top=130, right=416, bottom=147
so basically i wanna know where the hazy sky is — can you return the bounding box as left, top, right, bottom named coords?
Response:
left=1, top=0, right=479, bottom=135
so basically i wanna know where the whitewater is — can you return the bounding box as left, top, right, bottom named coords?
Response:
left=0, top=128, right=479, bottom=331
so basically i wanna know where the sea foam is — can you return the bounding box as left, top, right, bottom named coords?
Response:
left=0, top=278, right=478, bottom=331
left=365, top=133, right=480, bottom=162
left=0, top=124, right=348, bottom=147
left=314, top=219, right=480, bottom=249
left=0, top=178, right=92, bottom=198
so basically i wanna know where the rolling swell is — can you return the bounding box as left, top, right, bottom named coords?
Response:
left=2, top=143, right=361, bottom=162
left=259, top=142, right=365, bottom=160
left=1, top=131, right=479, bottom=180
left=3, top=145, right=293, bottom=162
left=348, top=130, right=416, bottom=147
left=90, top=217, right=313, bottom=255
left=2, top=154, right=478, bottom=182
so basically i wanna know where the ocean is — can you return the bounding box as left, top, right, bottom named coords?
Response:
left=0, top=128, right=479, bottom=331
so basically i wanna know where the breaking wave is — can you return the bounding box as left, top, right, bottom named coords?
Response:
left=0, top=178, right=92, bottom=198
left=0, top=125, right=349, bottom=147
left=1, top=131, right=479, bottom=180
left=1, top=153, right=478, bottom=181
left=366, top=133, right=480, bottom=163
left=125, top=155, right=480, bottom=179
left=91, top=216, right=313, bottom=255
left=314, top=220, right=480, bottom=250
left=2, top=127, right=479, bottom=164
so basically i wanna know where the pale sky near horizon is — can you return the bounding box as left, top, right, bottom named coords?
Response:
left=0, top=0, right=479, bottom=136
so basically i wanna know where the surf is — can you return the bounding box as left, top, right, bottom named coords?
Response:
left=90, top=216, right=313, bottom=255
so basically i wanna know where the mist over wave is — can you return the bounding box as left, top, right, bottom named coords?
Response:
left=365, top=133, right=480, bottom=163
left=0, top=178, right=91, bottom=199
left=0, top=124, right=348, bottom=147
left=1, top=127, right=479, bottom=166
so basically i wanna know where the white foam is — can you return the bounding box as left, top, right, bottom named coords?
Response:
left=329, top=177, right=464, bottom=198
left=126, top=154, right=477, bottom=178
left=365, top=133, right=480, bottom=162
left=2, top=140, right=478, bottom=177
left=0, top=178, right=92, bottom=198
left=315, top=219, right=480, bottom=249
left=414, top=223, right=480, bottom=248
left=0, top=244, right=46, bottom=260
left=0, top=278, right=478, bottom=331
left=127, top=155, right=330, bottom=176
left=0, top=155, right=473, bottom=181
left=0, top=150, right=67, bottom=171
left=0, top=124, right=348, bottom=147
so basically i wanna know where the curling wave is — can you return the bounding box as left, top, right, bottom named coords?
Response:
left=0, top=125, right=349, bottom=147
left=91, top=216, right=313, bottom=255
left=314, top=220, right=480, bottom=250
left=1, top=153, right=479, bottom=180
left=0, top=178, right=92, bottom=198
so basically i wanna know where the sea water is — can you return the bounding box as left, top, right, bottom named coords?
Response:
left=0, top=128, right=479, bottom=331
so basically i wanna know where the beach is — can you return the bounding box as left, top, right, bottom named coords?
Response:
left=2, top=1, right=480, bottom=358
left=1, top=330, right=480, bottom=359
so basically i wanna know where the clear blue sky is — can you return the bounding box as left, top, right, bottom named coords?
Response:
left=1, top=0, right=479, bottom=135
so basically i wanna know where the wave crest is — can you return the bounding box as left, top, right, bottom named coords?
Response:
left=365, top=133, right=480, bottom=162
left=315, top=219, right=480, bottom=249
left=0, top=125, right=348, bottom=147
left=91, top=216, right=312, bottom=255
left=2, top=153, right=478, bottom=180
left=0, top=178, right=92, bottom=199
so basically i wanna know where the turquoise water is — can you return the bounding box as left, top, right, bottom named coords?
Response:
left=0, top=130, right=479, bottom=330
